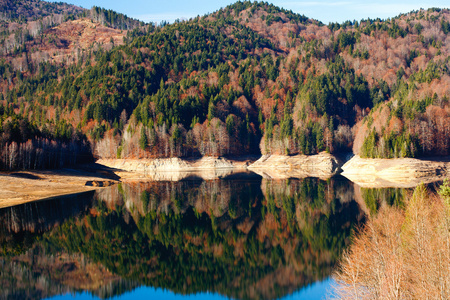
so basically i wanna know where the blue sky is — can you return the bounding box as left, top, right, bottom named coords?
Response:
left=54, top=0, right=450, bottom=24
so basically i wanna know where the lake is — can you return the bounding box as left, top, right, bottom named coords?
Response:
left=0, top=172, right=413, bottom=299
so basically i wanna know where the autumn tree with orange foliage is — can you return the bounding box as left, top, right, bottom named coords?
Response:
left=332, top=183, right=450, bottom=299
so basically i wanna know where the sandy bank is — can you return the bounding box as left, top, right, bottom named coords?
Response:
left=342, top=155, right=450, bottom=188
left=3, top=154, right=342, bottom=208
left=98, top=153, right=342, bottom=180
left=247, top=152, right=341, bottom=179
left=0, top=168, right=119, bottom=209
left=97, top=157, right=254, bottom=180
left=6, top=153, right=450, bottom=209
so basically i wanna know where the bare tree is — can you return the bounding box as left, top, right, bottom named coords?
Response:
left=333, top=185, right=450, bottom=299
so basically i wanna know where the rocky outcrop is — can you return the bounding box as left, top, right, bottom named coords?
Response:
left=98, top=157, right=249, bottom=172
left=97, top=157, right=253, bottom=181
left=98, top=154, right=342, bottom=180
left=341, top=155, right=450, bottom=188
left=247, top=152, right=341, bottom=179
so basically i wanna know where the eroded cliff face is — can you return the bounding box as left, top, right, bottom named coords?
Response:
left=97, top=152, right=342, bottom=181
left=248, top=152, right=341, bottom=179
left=342, top=155, right=450, bottom=188
left=97, top=157, right=251, bottom=176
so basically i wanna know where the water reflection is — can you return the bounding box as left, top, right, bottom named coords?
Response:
left=46, top=278, right=333, bottom=300
left=1, top=174, right=368, bottom=300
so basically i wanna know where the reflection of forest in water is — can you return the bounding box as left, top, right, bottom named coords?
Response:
left=0, top=174, right=390, bottom=300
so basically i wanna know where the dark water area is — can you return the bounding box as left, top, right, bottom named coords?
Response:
left=0, top=174, right=413, bottom=300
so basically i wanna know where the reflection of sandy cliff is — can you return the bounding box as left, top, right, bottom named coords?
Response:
left=343, top=173, right=445, bottom=188
left=246, top=153, right=341, bottom=180
left=98, top=157, right=252, bottom=181
left=121, top=168, right=243, bottom=181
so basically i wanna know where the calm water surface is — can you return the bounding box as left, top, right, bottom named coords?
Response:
left=0, top=173, right=409, bottom=299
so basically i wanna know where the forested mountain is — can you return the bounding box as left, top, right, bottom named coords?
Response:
left=2, top=0, right=450, bottom=169
left=0, top=0, right=83, bottom=22
left=0, top=0, right=149, bottom=169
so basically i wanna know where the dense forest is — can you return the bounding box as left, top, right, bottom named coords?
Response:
left=2, top=0, right=450, bottom=169
left=0, top=104, right=93, bottom=169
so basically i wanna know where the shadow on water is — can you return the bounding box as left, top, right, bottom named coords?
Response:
left=0, top=173, right=408, bottom=300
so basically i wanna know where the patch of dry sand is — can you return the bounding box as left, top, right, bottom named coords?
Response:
left=0, top=168, right=119, bottom=209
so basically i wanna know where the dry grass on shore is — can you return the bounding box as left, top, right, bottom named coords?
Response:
left=332, top=182, right=450, bottom=299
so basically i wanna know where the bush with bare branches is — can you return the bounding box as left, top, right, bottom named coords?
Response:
left=332, top=183, right=450, bottom=299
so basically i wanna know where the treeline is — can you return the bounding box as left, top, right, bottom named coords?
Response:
left=86, top=6, right=145, bottom=30
left=261, top=57, right=375, bottom=155
left=119, top=116, right=258, bottom=158
left=224, top=1, right=314, bottom=26
left=0, top=104, right=93, bottom=170
left=0, top=0, right=84, bottom=23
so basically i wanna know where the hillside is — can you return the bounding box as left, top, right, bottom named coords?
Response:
left=1, top=1, right=450, bottom=169
left=0, top=0, right=146, bottom=65
left=0, top=0, right=83, bottom=22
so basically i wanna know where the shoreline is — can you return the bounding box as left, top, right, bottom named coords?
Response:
left=0, top=167, right=119, bottom=209
left=341, top=155, right=450, bottom=188
left=97, top=152, right=341, bottom=180
left=1, top=154, right=450, bottom=209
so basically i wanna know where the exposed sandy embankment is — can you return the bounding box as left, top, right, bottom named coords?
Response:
left=247, top=152, right=341, bottom=179
left=1, top=154, right=342, bottom=208
left=342, top=155, right=450, bottom=188
left=98, top=153, right=342, bottom=181
left=5, top=153, right=450, bottom=209
left=0, top=167, right=119, bottom=209
left=97, top=157, right=255, bottom=181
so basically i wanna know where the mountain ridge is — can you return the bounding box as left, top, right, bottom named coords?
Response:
left=1, top=1, right=450, bottom=170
